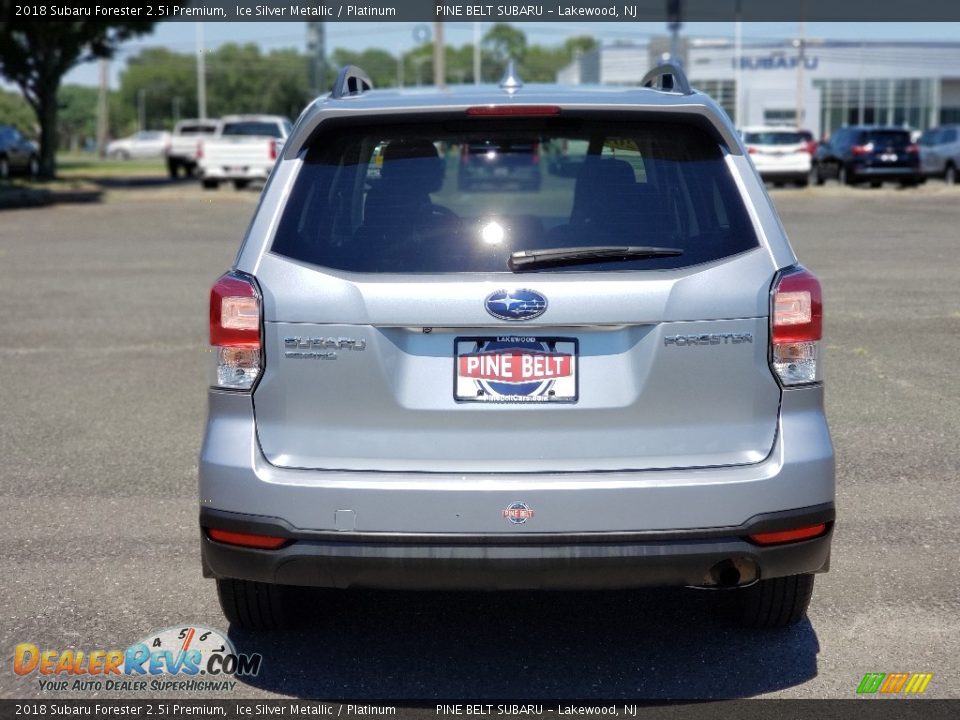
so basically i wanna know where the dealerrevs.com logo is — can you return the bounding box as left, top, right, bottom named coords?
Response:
left=14, top=625, right=261, bottom=693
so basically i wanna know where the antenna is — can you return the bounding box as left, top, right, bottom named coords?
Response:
left=499, top=61, right=523, bottom=94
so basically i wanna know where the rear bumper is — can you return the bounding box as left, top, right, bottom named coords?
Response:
left=851, top=164, right=920, bottom=180
left=199, top=164, right=271, bottom=181
left=200, top=505, right=834, bottom=590
left=199, top=385, right=835, bottom=589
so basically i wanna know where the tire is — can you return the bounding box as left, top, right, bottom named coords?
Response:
left=166, top=158, right=179, bottom=179
left=810, top=164, right=824, bottom=186
left=28, top=155, right=39, bottom=178
left=870, top=181, right=882, bottom=188
left=795, top=176, right=809, bottom=188
left=0, top=156, right=9, bottom=180
left=201, top=179, right=219, bottom=190
left=729, top=573, right=815, bottom=629
left=111, top=150, right=130, bottom=161
left=945, top=164, right=956, bottom=185
left=233, top=179, right=250, bottom=190
left=216, top=578, right=300, bottom=631
left=838, top=164, right=853, bottom=186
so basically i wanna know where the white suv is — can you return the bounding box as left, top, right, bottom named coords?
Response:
left=741, top=126, right=813, bottom=187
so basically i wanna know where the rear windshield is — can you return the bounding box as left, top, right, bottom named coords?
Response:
left=271, top=120, right=759, bottom=273
left=743, top=131, right=804, bottom=145
left=178, top=124, right=218, bottom=135
left=222, top=121, right=283, bottom=138
left=861, top=130, right=911, bottom=146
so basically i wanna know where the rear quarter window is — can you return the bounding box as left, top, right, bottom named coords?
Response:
left=271, top=119, right=759, bottom=273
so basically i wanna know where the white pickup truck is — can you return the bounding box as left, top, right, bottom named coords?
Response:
left=165, top=119, right=221, bottom=178
left=198, top=115, right=292, bottom=190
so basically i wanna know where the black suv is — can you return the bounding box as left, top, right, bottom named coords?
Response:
left=811, top=126, right=921, bottom=187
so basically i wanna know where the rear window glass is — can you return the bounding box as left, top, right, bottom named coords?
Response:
left=743, top=131, right=804, bottom=145
left=222, top=121, right=283, bottom=138
left=863, top=130, right=910, bottom=146
left=271, top=120, right=759, bottom=273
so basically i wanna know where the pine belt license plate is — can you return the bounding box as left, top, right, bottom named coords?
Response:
left=455, top=336, right=578, bottom=403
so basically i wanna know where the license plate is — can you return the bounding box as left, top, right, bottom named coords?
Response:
left=455, top=336, right=578, bottom=403
left=494, top=167, right=510, bottom=177
left=225, top=166, right=246, bottom=173
left=880, top=153, right=898, bottom=162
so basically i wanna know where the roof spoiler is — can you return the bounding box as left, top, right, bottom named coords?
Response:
left=640, top=63, right=693, bottom=96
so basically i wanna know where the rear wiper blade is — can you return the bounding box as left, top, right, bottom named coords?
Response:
left=508, top=245, right=683, bottom=271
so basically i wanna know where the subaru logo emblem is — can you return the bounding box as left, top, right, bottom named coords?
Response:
left=484, top=289, right=547, bottom=321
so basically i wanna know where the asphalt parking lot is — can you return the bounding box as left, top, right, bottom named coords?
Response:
left=1, top=180, right=958, bottom=701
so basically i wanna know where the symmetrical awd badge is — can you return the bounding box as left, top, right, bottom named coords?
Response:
left=484, top=289, right=548, bottom=321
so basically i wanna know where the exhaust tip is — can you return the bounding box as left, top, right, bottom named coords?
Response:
left=702, top=558, right=759, bottom=588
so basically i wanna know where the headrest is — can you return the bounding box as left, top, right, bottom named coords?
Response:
left=381, top=139, right=445, bottom=193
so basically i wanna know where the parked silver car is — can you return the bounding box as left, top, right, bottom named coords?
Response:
left=919, top=125, right=960, bottom=184
left=105, top=130, right=171, bottom=160
left=200, top=64, right=835, bottom=631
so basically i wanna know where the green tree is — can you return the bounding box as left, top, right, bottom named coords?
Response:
left=202, top=43, right=309, bottom=119
left=0, top=88, right=35, bottom=136
left=482, top=23, right=527, bottom=79
left=118, top=47, right=196, bottom=132
left=57, top=84, right=98, bottom=150
left=332, top=48, right=399, bottom=89
left=0, top=20, right=160, bottom=177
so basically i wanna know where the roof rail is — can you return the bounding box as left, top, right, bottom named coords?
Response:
left=331, top=65, right=373, bottom=99
left=640, top=63, right=693, bottom=96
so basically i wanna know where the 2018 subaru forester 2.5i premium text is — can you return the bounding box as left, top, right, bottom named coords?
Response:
left=199, top=64, right=835, bottom=631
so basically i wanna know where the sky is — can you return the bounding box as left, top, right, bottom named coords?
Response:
left=59, top=21, right=960, bottom=88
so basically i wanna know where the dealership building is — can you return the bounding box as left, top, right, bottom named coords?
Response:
left=557, top=38, right=960, bottom=138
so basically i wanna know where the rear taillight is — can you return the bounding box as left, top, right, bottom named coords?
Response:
left=269, top=138, right=277, bottom=160
left=196, top=140, right=204, bottom=160
left=804, top=141, right=817, bottom=155
left=851, top=143, right=873, bottom=156
left=907, top=143, right=919, bottom=155
left=747, top=146, right=757, bottom=154
left=209, top=272, right=261, bottom=390
left=770, top=266, right=822, bottom=386
left=465, top=105, right=561, bottom=117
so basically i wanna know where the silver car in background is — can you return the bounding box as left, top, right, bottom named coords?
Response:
left=919, top=125, right=960, bottom=184
left=199, top=65, right=835, bottom=632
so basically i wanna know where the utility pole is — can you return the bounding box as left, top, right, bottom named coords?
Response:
left=795, top=1, right=807, bottom=127
left=306, top=22, right=327, bottom=95
left=433, top=21, right=446, bottom=89
left=138, top=88, right=146, bottom=131
left=473, top=21, right=481, bottom=84
left=734, top=0, right=742, bottom=125
left=667, top=0, right=682, bottom=63
left=196, top=22, right=207, bottom=120
left=96, top=58, right=109, bottom=157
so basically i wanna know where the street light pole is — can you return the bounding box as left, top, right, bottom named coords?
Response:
left=196, top=22, right=207, bottom=120
left=473, top=21, right=481, bottom=84
left=137, top=88, right=147, bottom=131
left=433, top=21, right=446, bottom=89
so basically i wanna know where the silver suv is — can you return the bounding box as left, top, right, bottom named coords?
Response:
left=200, top=64, right=835, bottom=631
